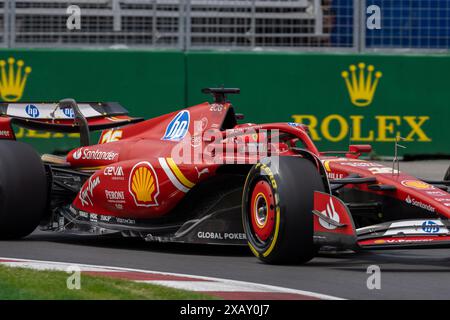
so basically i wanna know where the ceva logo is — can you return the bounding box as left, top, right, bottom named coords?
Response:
left=162, top=110, right=190, bottom=141
left=341, top=62, right=382, bottom=107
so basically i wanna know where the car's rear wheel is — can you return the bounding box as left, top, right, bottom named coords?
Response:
left=242, top=156, right=325, bottom=264
left=445, top=165, right=450, bottom=181
left=0, top=141, right=48, bottom=239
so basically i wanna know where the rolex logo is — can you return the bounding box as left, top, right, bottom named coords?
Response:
left=0, top=57, right=32, bottom=102
left=341, top=63, right=382, bottom=107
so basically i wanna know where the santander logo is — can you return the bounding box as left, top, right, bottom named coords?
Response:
left=73, top=148, right=82, bottom=160
left=71, top=148, right=118, bottom=162
left=405, top=195, right=435, bottom=213
left=319, top=198, right=340, bottom=230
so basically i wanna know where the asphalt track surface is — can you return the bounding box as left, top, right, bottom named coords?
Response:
left=0, top=160, right=449, bottom=300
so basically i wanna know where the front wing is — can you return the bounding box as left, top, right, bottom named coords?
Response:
left=313, top=192, right=450, bottom=250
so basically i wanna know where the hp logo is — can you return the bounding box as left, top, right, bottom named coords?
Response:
left=63, top=107, right=75, bottom=118
left=25, top=104, right=40, bottom=118
left=162, top=110, right=190, bottom=141
left=422, top=220, right=439, bottom=233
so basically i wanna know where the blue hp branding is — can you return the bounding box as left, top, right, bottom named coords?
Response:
left=422, top=221, right=440, bottom=233
left=63, top=107, right=75, bottom=118
left=162, top=110, right=190, bottom=141
left=25, top=104, right=39, bottom=118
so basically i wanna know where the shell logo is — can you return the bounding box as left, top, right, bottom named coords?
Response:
left=401, top=180, right=435, bottom=190
left=129, top=161, right=159, bottom=207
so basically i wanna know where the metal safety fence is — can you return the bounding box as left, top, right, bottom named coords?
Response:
left=0, top=0, right=449, bottom=52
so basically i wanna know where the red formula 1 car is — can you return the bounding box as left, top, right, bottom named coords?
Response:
left=0, top=88, right=449, bottom=264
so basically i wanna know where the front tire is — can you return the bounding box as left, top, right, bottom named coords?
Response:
left=0, top=141, right=48, bottom=239
left=242, top=157, right=325, bottom=264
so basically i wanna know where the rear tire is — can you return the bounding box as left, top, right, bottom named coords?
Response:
left=242, top=157, right=325, bottom=264
left=0, top=141, right=48, bottom=239
left=445, top=165, right=450, bottom=181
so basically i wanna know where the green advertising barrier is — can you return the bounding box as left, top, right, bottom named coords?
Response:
left=186, top=52, right=450, bottom=157
left=0, top=49, right=449, bottom=157
left=0, top=49, right=185, bottom=154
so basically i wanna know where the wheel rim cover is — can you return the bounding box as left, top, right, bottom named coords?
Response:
left=250, top=180, right=275, bottom=241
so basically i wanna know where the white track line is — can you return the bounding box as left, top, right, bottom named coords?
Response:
left=138, top=281, right=273, bottom=293
left=0, top=256, right=343, bottom=300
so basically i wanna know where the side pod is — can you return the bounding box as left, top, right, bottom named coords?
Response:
left=313, top=191, right=358, bottom=250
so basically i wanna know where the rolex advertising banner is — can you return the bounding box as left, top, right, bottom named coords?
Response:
left=0, top=49, right=185, bottom=154
left=186, top=52, right=450, bottom=157
left=0, top=49, right=448, bottom=157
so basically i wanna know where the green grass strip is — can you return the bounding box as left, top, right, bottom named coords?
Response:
left=0, top=265, right=216, bottom=300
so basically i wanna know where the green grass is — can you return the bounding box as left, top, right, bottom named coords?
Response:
left=0, top=265, right=216, bottom=300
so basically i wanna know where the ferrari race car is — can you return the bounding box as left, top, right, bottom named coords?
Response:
left=0, top=88, right=449, bottom=264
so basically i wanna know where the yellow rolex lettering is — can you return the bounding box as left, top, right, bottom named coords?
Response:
left=52, top=132, right=65, bottom=138
left=321, top=114, right=348, bottom=142
left=18, top=130, right=80, bottom=139
left=68, top=133, right=80, bottom=138
left=290, top=114, right=431, bottom=143
left=14, top=127, right=24, bottom=138
left=291, top=115, right=321, bottom=141
left=403, top=116, right=431, bottom=142
left=51, top=133, right=79, bottom=138
left=350, top=115, right=374, bottom=141
left=26, top=130, right=51, bottom=139
left=376, top=116, right=401, bottom=142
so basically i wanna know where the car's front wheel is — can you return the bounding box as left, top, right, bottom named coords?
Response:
left=242, top=156, right=324, bottom=264
left=0, top=141, right=48, bottom=239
